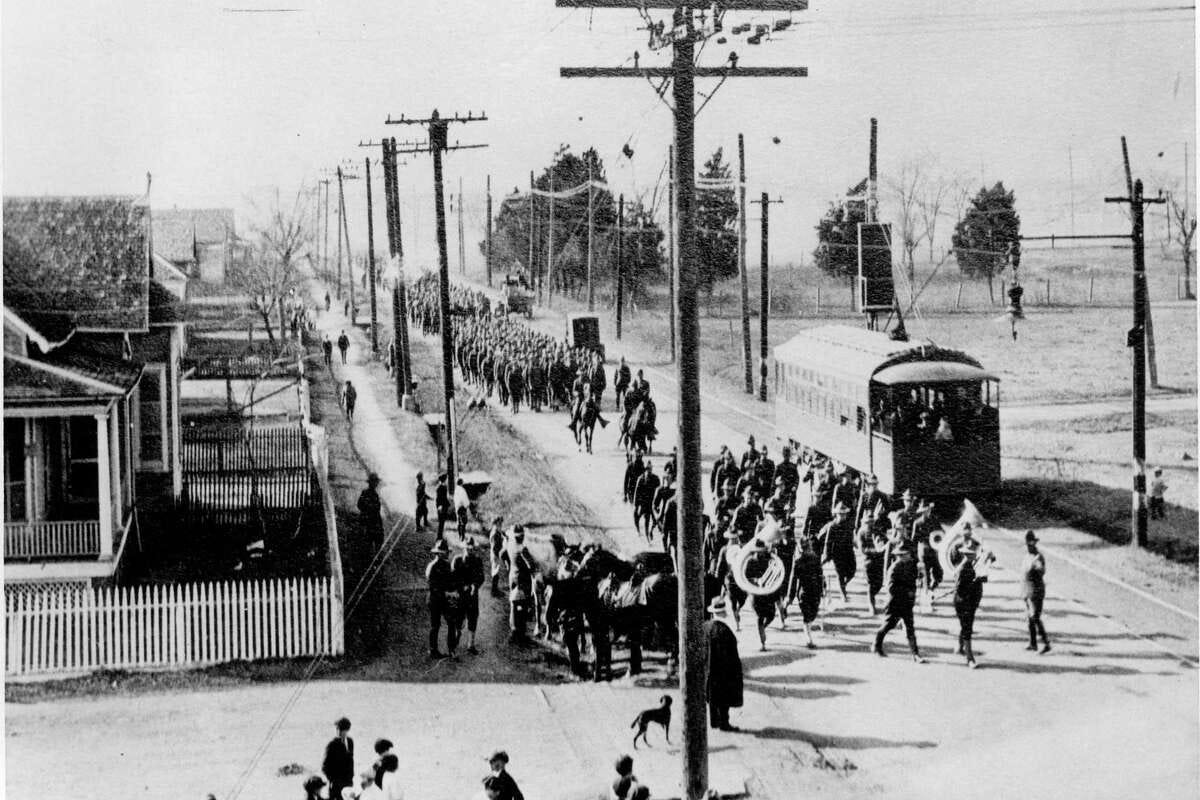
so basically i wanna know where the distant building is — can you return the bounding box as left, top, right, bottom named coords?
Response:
left=3, top=196, right=188, bottom=582
left=152, top=207, right=237, bottom=284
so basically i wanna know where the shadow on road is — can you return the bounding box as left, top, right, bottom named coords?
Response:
left=750, top=727, right=936, bottom=751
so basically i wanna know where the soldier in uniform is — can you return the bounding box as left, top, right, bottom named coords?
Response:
left=858, top=509, right=888, bottom=614
left=426, top=539, right=458, bottom=659
left=951, top=523, right=991, bottom=668
left=820, top=501, right=856, bottom=602
left=788, top=534, right=824, bottom=649
left=507, top=526, right=537, bottom=642
left=613, top=357, right=632, bottom=412
left=872, top=540, right=926, bottom=663
left=452, top=539, right=486, bottom=654
left=632, top=463, right=660, bottom=543
left=1022, top=530, right=1051, bottom=653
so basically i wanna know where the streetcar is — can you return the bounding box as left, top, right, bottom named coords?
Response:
left=773, top=324, right=1000, bottom=498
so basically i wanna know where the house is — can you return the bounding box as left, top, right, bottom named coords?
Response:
left=152, top=207, right=237, bottom=284
left=3, top=196, right=187, bottom=582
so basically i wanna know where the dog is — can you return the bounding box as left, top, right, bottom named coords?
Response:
left=630, top=695, right=673, bottom=749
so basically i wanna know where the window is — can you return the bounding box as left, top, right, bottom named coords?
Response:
left=139, top=367, right=166, bottom=468
left=66, top=417, right=99, bottom=503
left=5, top=419, right=27, bottom=521
left=857, top=406, right=867, bottom=432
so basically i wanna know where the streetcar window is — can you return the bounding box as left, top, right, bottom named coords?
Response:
left=857, top=405, right=866, bottom=432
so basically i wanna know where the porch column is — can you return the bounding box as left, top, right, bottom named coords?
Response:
left=170, top=330, right=183, bottom=499
left=96, top=413, right=114, bottom=558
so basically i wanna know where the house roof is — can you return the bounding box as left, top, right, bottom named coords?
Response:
left=154, top=208, right=235, bottom=248
left=152, top=215, right=196, bottom=263
left=40, top=348, right=144, bottom=392
left=3, top=196, right=150, bottom=331
left=149, top=280, right=189, bottom=324
left=2, top=304, right=76, bottom=353
left=3, top=354, right=139, bottom=404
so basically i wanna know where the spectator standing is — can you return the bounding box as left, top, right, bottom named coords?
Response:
left=414, top=472, right=431, bottom=530
left=453, top=539, right=486, bottom=654
left=1022, top=530, right=1051, bottom=653
left=321, top=717, right=355, bottom=800
left=483, top=751, right=525, bottom=800
left=454, top=477, right=472, bottom=541
left=337, top=330, right=350, bottom=364
left=323, top=335, right=334, bottom=369
left=435, top=474, right=452, bottom=539
left=357, top=472, right=384, bottom=553
left=1149, top=467, right=1168, bottom=519
left=426, top=539, right=458, bottom=658
left=343, top=380, right=358, bottom=421
left=704, top=598, right=744, bottom=731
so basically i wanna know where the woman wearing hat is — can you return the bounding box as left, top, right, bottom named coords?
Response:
left=1021, top=531, right=1051, bottom=653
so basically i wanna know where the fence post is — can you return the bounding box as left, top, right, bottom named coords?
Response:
left=955, top=282, right=964, bottom=310
left=1046, top=279, right=1051, bottom=305
left=1089, top=274, right=1095, bottom=304
left=816, top=285, right=821, bottom=314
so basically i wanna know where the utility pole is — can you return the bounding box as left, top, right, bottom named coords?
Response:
left=319, top=179, right=331, bottom=282
left=386, top=110, right=488, bottom=486
left=616, top=193, right=624, bottom=339
left=381, top=138, right=405, bottom=403
left=529, top=171, right=536, bottom=298
left=458, top=176, right=466, bottom=275
left=365, top=157, right=380, bottom=354
left=336, top=167, right=360, bottom=319
left=385, top=137, right=414, bottom=405
left=737, top=133, right=752, bottom=393
left=587, top=158, right=595, bottom=311
left=1106, top=141, right=1164, bottom=550
left=547, top=169, right=555, bottom=304
left=486, top=174, right=493, bottom=287
left=335, top=168, right=345, bottom=300
left=752, top=193, right=783, bottom=401
left=557, top=5, right=806, bottom=798
left=668, top=144, right=676, bottom=363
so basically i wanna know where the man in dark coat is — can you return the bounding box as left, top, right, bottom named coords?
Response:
left=321, top=717, right=355, bottom=800
left=452, top=539, right=486, bottom=654
left=704, top=598, right=744, bottom=731
left=322, top=335, right=334, bottom=369
left=819, top=501, right=856, bottom=602
left=357, top=473, right=384, bottom=553
left=426, top=538, right=459, bottom=658
left=613, top=357, right=632, bottom=411
left=872, top=542, right=926, bottom=662
left=435, top=474, right=452, bottom=539
left=337, top=330, right=350, bottom=364
left=788, top=534, right=823, bottom=649
left=484, top=751, right=525, bottom=800
left=506, top=360, right=526, bottom=414
left=623, top=453, right=644, bottom=504
left=633, top=464, right=660, bottom=543
left=952, top=524, right=990, bottom=668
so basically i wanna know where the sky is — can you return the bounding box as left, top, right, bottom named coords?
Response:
left=2, top=0, right=1195, bottom=266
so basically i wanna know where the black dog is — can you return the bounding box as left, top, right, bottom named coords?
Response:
left=630, top=695, right=672, bottom=749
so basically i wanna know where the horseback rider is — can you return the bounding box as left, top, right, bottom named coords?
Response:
left=613, top=357, right=632, bottom=412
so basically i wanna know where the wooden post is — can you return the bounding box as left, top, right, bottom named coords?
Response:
left=365, top=157, right=379, bottom=354
left=668, top=144, right=676, bottom=363
left=955, top=282, right=964, bottom=309
left=737, top=133, right=752, bottom=393
left=486, top=174, right=493, bottom=287
left=430, top=111, right=457, bottom=486
left=587, top=159, right=595, bottom=311
left=616, top=194, right=624, bottom=340
left=816, top=285, right=821, bottom=314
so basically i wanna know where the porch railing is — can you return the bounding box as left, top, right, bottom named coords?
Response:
left=4, top=520, right=101, bottom=561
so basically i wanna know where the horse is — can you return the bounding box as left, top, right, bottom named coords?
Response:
left=571, top=395, right=606, bottom=454
left=621, top=399, right=658, bottom=455
left=572, top=547, right=678, bottom=681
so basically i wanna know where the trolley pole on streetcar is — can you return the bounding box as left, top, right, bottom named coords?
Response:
left=557, top=4, right=806, bottom=796
left=386, top=110, right=488, bottom=486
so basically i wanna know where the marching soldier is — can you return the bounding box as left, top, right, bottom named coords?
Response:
left=872, top=540, right=926, bottom=663
left=952, top=523, right=992, bottom=668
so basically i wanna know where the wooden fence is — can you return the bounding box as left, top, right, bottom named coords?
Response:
left=5, top=577, right=343, bottom=677
left=183, top=426, right=310, bottom=472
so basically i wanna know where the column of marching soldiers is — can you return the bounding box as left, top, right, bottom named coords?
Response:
left=402, top=272, right=1052, bottom=675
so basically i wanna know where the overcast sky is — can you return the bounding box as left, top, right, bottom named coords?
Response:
left=2, top=0, right=1195, bottom=265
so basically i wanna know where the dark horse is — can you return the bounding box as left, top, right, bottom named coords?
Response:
left=570, top=394, right=607, bottom=454
left=620, top=399, right=658, bottom=455
left=566, top=547, right=678, bottom=682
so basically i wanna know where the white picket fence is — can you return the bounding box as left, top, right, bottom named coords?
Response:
left=5, top=576, right=344, bottom=677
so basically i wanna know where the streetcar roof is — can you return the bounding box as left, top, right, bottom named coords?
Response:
left=773, top=325, right=990, bottom=384
left=873, top=361, right=997, bottom=385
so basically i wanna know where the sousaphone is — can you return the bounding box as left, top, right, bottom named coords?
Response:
left=729, top=515, right=788, bottom=597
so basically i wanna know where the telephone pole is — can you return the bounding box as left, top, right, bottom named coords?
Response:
left=334, top=169, right=345, bottom=300
left=1106, top=140, right=1164, bottom=550
left=616, top=194, right=624, bottom=339
left=386, top=110, right=488, bottom=486
left=336, top=167, right=360, bottom=317
left=752, top=193, right=783, bottom=401
left=486, top=175, right=494, bottom=286
left=365, top=157, right=380, bottom=354
left=587, top=159, right=595, bottom=311
left=737, top=133, right=752, bottom=393
left=384, top=138, right=414, bottom=405
left=547, top=169, right=556, bottom=304
left=457, top=176, right=467, bottom=275
left=529, top=171, right=536, bottom=297
left=557, top=5, right=806, bottom=797
left=668, top=144, right=676, bottom=363
left=319, top=179, right=331, bottom=282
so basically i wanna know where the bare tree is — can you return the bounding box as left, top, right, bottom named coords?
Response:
left=884, top=159, right=925, bottom=304
left=231, top=186, right=314, bottom=347
left=1167, top=190, right=1197, bottom=299
left=918, top=173, right=952, bottom=263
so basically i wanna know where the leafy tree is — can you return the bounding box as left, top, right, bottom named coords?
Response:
left=813, top=179, right=868, bottom=278
left=615, top=202, right=665, bottom=310
left=952, top=182, right=1020, bottom=302
left=696, top=147, right=738, bottom=294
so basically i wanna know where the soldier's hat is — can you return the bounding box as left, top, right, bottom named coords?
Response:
left=367, top=472, right=381, bottom=486
left=486, top=750, right=510, bottom=765
left=1024, top=530, right=1039, bottom=544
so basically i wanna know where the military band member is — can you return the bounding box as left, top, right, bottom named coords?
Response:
left=1022, top=530, right=1051, bottom=653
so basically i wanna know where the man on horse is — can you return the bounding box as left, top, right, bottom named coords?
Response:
left=613, top=357, right=632, bottom=412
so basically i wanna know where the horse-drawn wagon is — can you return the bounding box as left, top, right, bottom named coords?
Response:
left=500, top=273, right=533, bottom=319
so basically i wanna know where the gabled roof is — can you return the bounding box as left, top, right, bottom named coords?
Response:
left=2, top=305, right=75, bottom=353
left=154, top=208, right=235, bottom=248
left=3, top=196, right=150, bottom=331
left=149, top=280, right=188, bottom=324
left=3, top=354, right=139, bottom=404
left=152, top=215, right=196, bottom=263
left=40, top=349, right=144, bottom=392
left=151, top=253, right=189, bottom=300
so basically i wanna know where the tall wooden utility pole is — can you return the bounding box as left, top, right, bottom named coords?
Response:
left=335, top=168, right=345, bottom=300
left=458, top=177, right=467, bottom=275
left=337, top=167, right=360, bottom=318
left=486, top=175, right=493, bottom=286
left=1107, top=142, right=1163, bottom=549
left=529, top=171, right=536, bottom=298
left=385, top=138, right=413, bottom=404
left=547, top=169, right=555, bottom=304
left=737, top=133, right=752, bottom=393
left=587, top=159, right=595, bottom=311
left=319, top=179, right=331, bottom=282
left=365, top=157, right=380, bottom=354
left=616, top=193, right=624, bottom=339
left=668, top=145, right=676, bottom=362
left=558, top=5, right=806, bottom=797
left=386, top=110, right=488, bottom=487
left=752, top=193, right=783, bottom=401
